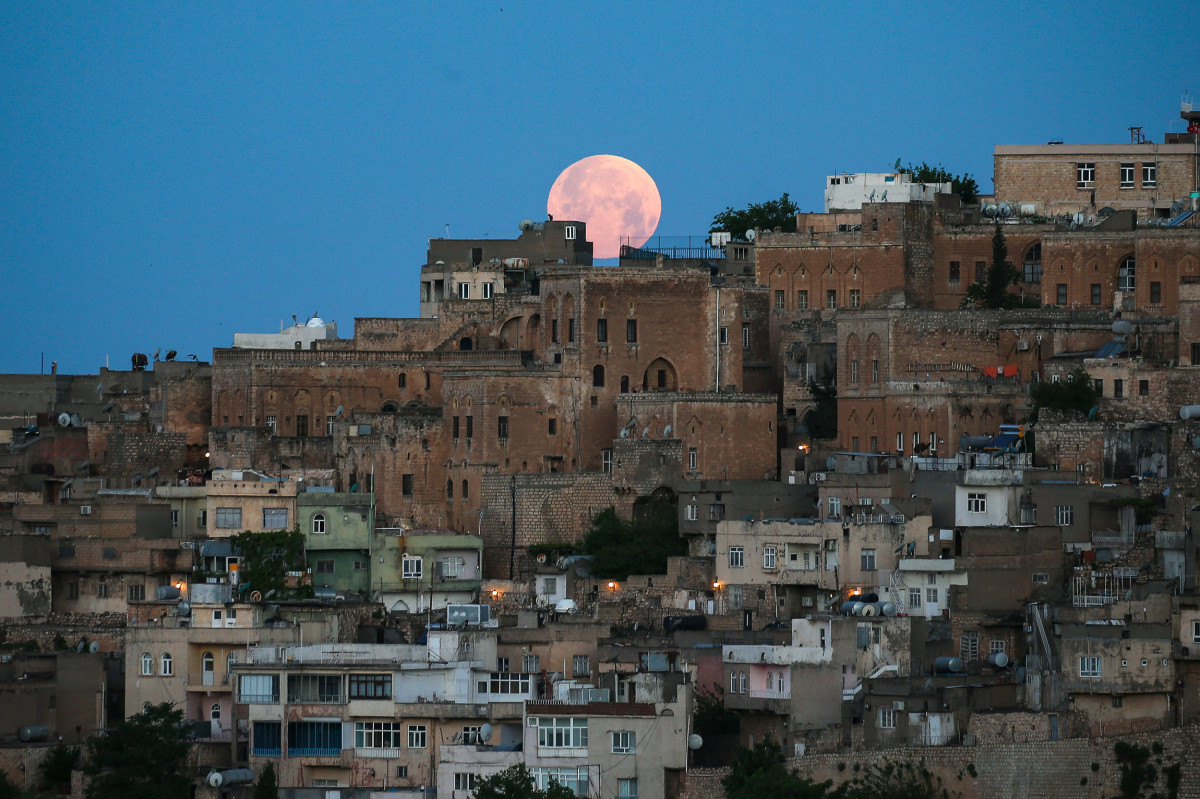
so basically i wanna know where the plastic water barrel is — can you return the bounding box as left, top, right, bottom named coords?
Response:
left=19, top=725, right=49, bottom=742
left=934, top=656, right=963, bottom=674
left=879, top=602, right=897, bottom=617
left=988, top=652, right=1009, bottom=668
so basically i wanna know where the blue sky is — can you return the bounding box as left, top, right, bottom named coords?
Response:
left=3, top=2, right=1197, bottom=374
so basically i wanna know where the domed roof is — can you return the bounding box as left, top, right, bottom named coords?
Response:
left=306, top=316, right=326, bottom=328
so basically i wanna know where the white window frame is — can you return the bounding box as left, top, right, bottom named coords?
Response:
left=482, top=282, right=494, bottom=299
left=1193, top=620, right=1200, bottom=644
left=685, top=504, right=698, bottom=522
left=611, top=730, right=636, bottom=754
left=618, top=778, right=638, bottom=799
left=355, top=721, right=402, bottom=749
left=1055, top=505, right=1074, bottom=526
left=763, top=545, right=776, bottom=569
left=860, top=549, right=876, bottom=571
left=402, top=556, right=423, bottom=579
left=1076, top=162, right=1095, bottom=188
left=458, top=282, right=470, bottom=300
left=967, top=493, right=986, bottom=513
left=262, top=508, right=289, bottom=530
left=688, top=447, right=698, bottom=470
left=266, top=415, right=277, bottom=434
left=926, top=587, right=939, bottom=604
left=1142, top=162, right=1157, bottom=187
left=215, top=507, right=242, bottom=529
left=442, top=556, right=465, bottom=578
left=878, top=707, right=896, bottom=729
left=729, top=546, right=744, bottom=568
left=1120, top=163, right=1135, bottom=188
left=140, top=652, right=153, bottom=676
left=1080, top=655, right=1101, bottom=678
left=160, top=652, right=173, bottom=676
left=536, top=717, right=588, bottom=748
left=454, top=773, right=478, bottom=791
left=908, top=589, right=921, bottom=609
left=797, top=290, right=809, bottom=310
left=408, top=724, right=427, bottom=749
left=564, top=225, right=576, bottom=240
left=312, top=514, right=326, bottom=534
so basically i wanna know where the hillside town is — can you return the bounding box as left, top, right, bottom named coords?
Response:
left=3, top=103, right=1200, bottom=799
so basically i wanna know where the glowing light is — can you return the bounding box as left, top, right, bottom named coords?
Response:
left=547, top=155, right=661, bottom=259
left=712, top=581, right=722, bottom=590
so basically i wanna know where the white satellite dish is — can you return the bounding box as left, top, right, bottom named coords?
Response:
left=688, top=733, right=704, bottom=750
left=57, top=413, right=72, bottom=427
left=744, top=229, right=756, bottom=241
left=519, top=219, right=535, bottom=232
left=479, top=723, right=494, bottom=743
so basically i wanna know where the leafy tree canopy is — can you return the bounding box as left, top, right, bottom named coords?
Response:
left=1030, top=368, right=1098, bottom=421
left=965, top=224, right=1022, bottom=309
left=693, top=684, right=739, bottom=737
left=711, top=193, right=799, bottom=237
left=901, top=161, right=980, bottom=204
left=84, top=702, right=191, bottom=799
left=472, top=764, right=576, bottom=799
left=253, top=761, right=279, bottom=799
left=40, top=744, right=80, bottom=794
left=230, top=528, right=308, bottom=599
left=581, top=507, right=686, bottom=580
left=724, top=738, right=841, bottom=799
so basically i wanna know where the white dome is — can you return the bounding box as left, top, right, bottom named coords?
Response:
left=305, top=317, right=326, bottom=328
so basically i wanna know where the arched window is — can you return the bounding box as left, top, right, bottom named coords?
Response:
left=447, top=479, right=454, bottom=499
left=210, top=702, right=221, bottom=722
left=1118, top=255, right=1136, bottom=292
left=730, top=671, right=738, bottom=693
left=312, top=514, right=326, bottom=534
left=140, top=652, right=153, bottom=676
left=620, top=375, right=630, bottom=393
left=202, top=652, right=214, bottom=671
left=871, top=218, right=878, bottom=231
left=1023, top=243, right=1042, bottom=283
left=160, top=652, right=173, bottom=676
left=593, top=365, right=605, bottom=388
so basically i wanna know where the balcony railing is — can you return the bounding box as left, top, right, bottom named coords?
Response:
left=251, top=747, right=282, bottom=758
left=354, top=747, right=402, bottom=758
left=287, top=747, right=341, bottom=757
left=238, top=693, right=279, bottom=704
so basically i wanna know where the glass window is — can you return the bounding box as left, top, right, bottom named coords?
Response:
left=262, top=508, right=288, bottom=530
left=573, top=655, right=589, bottom=677
left=287, top=674, right=344, bottom=704
left=1056, top=283, right=1068, bottom=304
left=312, top=514, right=326, bottom=534
left=408, top=725, right=427, bottom=748
left=1120, top=163, right=1135, bottom=188
left=486, top=673, right=530, bottom=694
left=860, top=549, right=876, bottom=571
left=596, top=318, right=607, bottom=343
left=402, top=556, right=423, bottom=579
left=611, top=730, right=636, bottom=754
left=160, top=653, right=173, bottom=676
left=349, top=674, right=392, bottom=699
left=626, top=319, right=638, bottom=343
left=215, top=508, right=242, bottom=529
left=729, top=546, right=744, bottom=568
left=967, top=493, right=986, bottom=513
left=826, top=290, right=837, bottom=309
left=239, top=674, right=279, bottom=703
left=355, top=721, right=402, bottom=749
left=288, top=720, right=341, bottom=755
left=1091, top=283, right=1102, bottom=305
left=523, top=654, right=541, bottom=673
left=535, top=717, right=588, bottom=748
left=879, top=707, right=896, bottom=729
left=618, top=778, right=638, bottom=798
left=1080, top=656, right=1101, bottom=678
left=949, top=261, right=960, bottom=282
left=140, top=652, right=153, bottom=676
left=797, top=290, right=808, bottom=310
left=1023, top=244, right=1042, bottom=283
left=763, top=546, right=776, bottom=569
left=1076, top=162, right=1095, bottom=187
left=1142, top=163, right=1157, bottom=187
left=850, top=289, right=861, bottom=309
left=252, top=721, right=282, bottom=757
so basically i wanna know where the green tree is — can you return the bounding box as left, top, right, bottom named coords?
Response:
left=724, top=738, right=840, bottom=799
left=253, top=761, right=279, bottom=799
left=472, top=764, right=576, bottom=799
left=39, top=744, right=80, bottom=794
left=901, top=161, right=979, bottom=204
left=965, top=224, right=1021, bottom=309
left=581, top=507, right=686, bottom=580
left=1030, top=368, right=1098, bottom=421
left=804, top=381, right=838, bottom=440
left=711, top=193, right=800, bottom=237
left=83, top=702, right=191, bottom=799
left=230, top=528, right=308, bottom=599
left=693, top=684, right=739, bottom=737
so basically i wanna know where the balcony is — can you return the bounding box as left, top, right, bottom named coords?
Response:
left=354, top=747, right=402, bottom=759
left=287, top=747, right=341, bottom=758
left=251, top=747, right=281, bottom=758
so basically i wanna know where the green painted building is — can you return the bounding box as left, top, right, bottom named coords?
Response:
left=373, top=530, right=483, bottom=613
left=298, top=490, right=375, bottom=594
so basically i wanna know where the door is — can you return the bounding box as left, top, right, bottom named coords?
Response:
left=211, top=609, right=222, bottom=629
left=201, top=652, right=214, bottom=686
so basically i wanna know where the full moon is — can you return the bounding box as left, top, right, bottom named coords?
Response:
left=547, top=155, right=661, bottom=259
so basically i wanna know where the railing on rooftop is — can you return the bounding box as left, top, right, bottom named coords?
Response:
left=619, top=236, right=726, bottom=261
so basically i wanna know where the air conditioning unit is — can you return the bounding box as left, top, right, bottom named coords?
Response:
left=80, top=505, right=92, bottom=515
left=1016, top=341, right=1030, bottom=351
left=812, top=472, right=827, bottom=483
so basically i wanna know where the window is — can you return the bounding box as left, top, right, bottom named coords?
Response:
left=1091, top=283, right=1102, bottom=305
left=402, top=474, right=414, bottom=496
left=926, top=587, right=939, bottom=604
left=288, top=720, right=341, bottom=756
left=567, top=318, right=575, bottom=343
left=1033, top=572, right=1050, bottom=584
left=497, top=415, right=509, bottom=439
left=601, top=449, right=612, bottom=474
left=551, top=319, right=559, bottom=343
left=170, top=509, right=179, bottom=529
left=399, top=372, right=407, bottom=388
left=729, top=546, right=744, bottom=568
left=871, top=359, right=879, bottom=383
left=1022, top=243, right=1042, bottom=283
left=128, top=584, right=145, bottom=602
left=763, top=546, right=777, bottom=569
left=688, top=447, right=698, bottom=470
left=596, top=318, right=607, bottom=343
left=573, top=655, right=589, bottom=677
left=1113, top=379, right=1124, bottom=398
left=742, top=324, right=751, bottom=349
left=1054, top=504, right=1073, bottom=526
left=967, top=493, right=986, bottom=513
left=532, top=768, right=589, bottom=796
left=990, top=639, right=1006, bottom=655
left=564, top=224, right=576, bottom=240
left=96, top=582, right=108, bottom=599
left=1192, top=620, right=1200, bottom=644
left=1080, top=656, right=1101, bottom=678
left=160, top=653, right=173, bottom=676
left=949, top=260, right=960, bottom=283
left=466, top=415, right=473, bottom=438
left=1094, top=378, right=1104, bottom=395
left=685, top=504, right=698, bottom=521
left=452, top=415, right=460, bottom=438
left=295, top=414, right=308, bottom=436
left=826, top=290, right=837, bottom=309
left=407, top=725, right=427, bottom=749
left=797, top=290, right=809, bottom=310
left=215, top=507, right=242, bottom=529
left=402, top=556, right=422, bottom=579
left=860, top=549, right=876, bottom=571
left=709, top=503, right=725, bottom=521
left=1139, top=380, right=1149, bottom=396
left=355, top=721, right=401, bottom=749
left=975, top=261, right=987, bottom=284
left=523, top=653, right=541, bottom=673
left=1151, top=281, right=1162, bottom=304
left=896, top=432, right=904, bottom=453
left=1020, top=503, right=1037, bottom=524
left=850, top=289, right=861, bottom=309
left=828, top=496, right=841, bottom=518
left=611, top=730, right=636, bottom=754
left=536, top=717, right=588, bottom=748
left=486, top=673, right=530, bottom=694
left=239, top=674, right=279, bottom=703
left=1120, top=163, right=1135, bottom=188
left=312, top=514, right=326, bottom=534
left=618, top=778, right=639, bottom=798
left=879, top=707, right=896, bottom=729
left=775, top=290, right=786, bottom=309
left=253, top=721, right=282, bottom=757
left=1056, top=283, right=1068, bottom=304
left=1118, top=255, right=1136, bottom=292
left=482, top=282, right=494, bottom=299
left=454, top=773, right=478, bottom=792
left=909, top=589, right=921, bottom=609
left=346, top=673, right=392, bottom=700
left=461, top=479, right=469, bottom=500
left=719, top=326, right=729, bottom=345
left=461, top=725, right=483, bottom=744
left=1142, top=162, right=1157, bottom=187
left=288, top=674, right=344, bottom=703
left=140, top=653, right=153, bottom=675
left=548, top=418, right=557, bottom=435
left=850, top=360, right=859, bottom=383
left=1076, top=162, right=1095, bottom=188
left=626, top=319, right=638, bottom=343
left=961, top=631, right=980, bottom=661
left=326, top=415, right=335, bottom=435
left=266, top=415, right=276, bottom=434
left=592, top=364, right=605, bottom=388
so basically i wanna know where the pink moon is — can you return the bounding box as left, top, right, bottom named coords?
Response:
left=547, top=155, right=661, bottom=259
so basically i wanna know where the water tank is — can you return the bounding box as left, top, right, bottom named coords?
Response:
left=879, top=602, right=897, bottom=617
left=176, top=601, right=191, bottom=617
left=155, top=585, right=181, bottom=600
left=313, top=587, right=337, bottom=600
left=1180, top=405, right=1200, bottom=420
left=850, top=601, right=866, bottom=616
left=1112, top=320, right=1133, bottom=336
left=840, top=601, right=858, bottom=615
left=206, top=769, right=256, bottom=788
left=988, top=652, right=1009, bottom=668
left=19, top=725, right=49, bottom=742
left=933, top=656, right=963, bottom=674
left=860, top=603, right=878, bottom=616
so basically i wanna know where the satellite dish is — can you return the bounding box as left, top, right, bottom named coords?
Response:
left=88, top=641, right=100, bottom=653
left=619, top=428, right=629, bottom=438
left=177, top=601, right=191, bottom=616
left=479, top=723, right=494, bottom=743
left=250, top=591, right=263, bottom=601
left=1072, top=212, right=1085, bottom=225
left=663, top=425, right=672, bottom=436
left=335, top=405, right=344, bottom=417
left=825, top=456, right=837, bottom=470
left=998, top=203, right=1012, bottom=217
left=57, top=413, right=71, bottom=427
left=165, top=350, right=177, bottom=361
left=70, top=414, right=82, bottom=427
left=536, top=554, right=547, bottom=564
left=744, top=229, right=756, bottom=241
left=688, top=733, right=704, bottom=750
left=519, top=219, right=535, bottom=232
